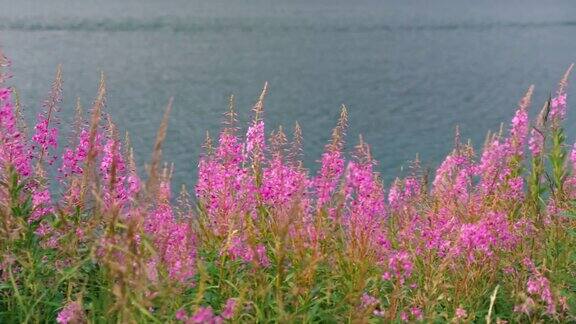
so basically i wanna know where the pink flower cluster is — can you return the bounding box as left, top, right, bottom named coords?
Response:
left=520, top=258, right=556, bottom=315
left=0, top=87, right=32, bottom=177
left=56, top=301, right=84, bottom=324
left=454, top=212, right=516, bottom=263
left=314, top=150, right=345, bottom=208
left=32, top=116, right=59, bottom=164
left=59, top=129, right=91, bottom=178
left=176, top=298, right=238, bottom=323
left=146, top=179, right=196, bottom=283
left=100, top=138, right=129, bottom=208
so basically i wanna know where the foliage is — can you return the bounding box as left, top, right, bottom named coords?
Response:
left=0, top=50, right=575, bottom=323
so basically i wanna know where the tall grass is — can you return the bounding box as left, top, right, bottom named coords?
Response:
left=0, top=50, right=575, bottom=323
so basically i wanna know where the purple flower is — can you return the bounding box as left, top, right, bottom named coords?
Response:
left=30, top=188, right=53, bottom=222
left=360, top=293, right=379, bottom=308
left=549, top=93, right=568, bottom=126
left=56, top=301, right=83, bottom=324
left=176, top=309, right=188, bottom=321
left=245, top=121, right=265, bottom=161
left=221, top=298, right=237, bottom=320
left=385, top=251, right=413, bottom=285
left=529, top=128, right=544, bottom=157
left=411, top=307, right=423, bottom=321
left=315, top=150, right=345, bottom=207
left=190, top=306, right=214, bottom=323
left=455, top=307, right=467, bottom=319
left=0, top=87, right=10, bottom=101
left=0, top=100, right=32, bottom=177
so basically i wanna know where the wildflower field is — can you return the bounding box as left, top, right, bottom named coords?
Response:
left=0, top=49, right=575, bottom=323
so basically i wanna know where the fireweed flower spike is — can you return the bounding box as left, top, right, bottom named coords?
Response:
left=100, top=135, right=128, bottom=209
left=432, top=142, right=474, bottom=204
left=509, top=85, right=534, bottom=156
left=344, top=136, right=386, bottom=253
left=314, top=105, right=347, bottom=212
left=261, top=126, right=310, bottom=218
left=245, top=82, right=268, bottom=168
left=549, top=64, right=574, bottom=128
left=56, top=301, right=85, bottom=324
left=196, top=93, right=255, bottom=237
left=58, top=80, right=105, bottom=208
left=146, top=167, right=197, bottom=283
left=32, top=65, right=62, bottom=167
left=58, top=98, right=85, bottom=177
left=0, top=85, right=32, bottom=178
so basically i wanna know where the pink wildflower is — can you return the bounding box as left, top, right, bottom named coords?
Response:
left=523, top=258, right=556, bottom=315
left=196, top=130, right=256, bottom=236
left=432, top=152, right=474, bottom=203
left=256, top=243, right=270, bottom=267
left=382, top=271, right=392, bottom=281
left=189, top=306, right=217, bottom=324
left=360, top=293, right=379, bottom=308
left=506, top=176, right=524, bottom=200
left=455, top=307, right=467, bottom=319
left=176, top=309, right=189, bottom=321
left=549, top=93, right=567, bottom=126
left=261, top=156, right=309, bottom=210
left=528, top=128, right=544, bottom=157
left=373, top=309, right=385, bottom=317
left=56, top=301, right=84, bottom=324
left=99, top=138, right=128, bottom=208
left=400, top=311, right=408, bottom=322
left=508, top=86, right=533, bottom=155
left=0, top=87, right=10, bottom=100
left=456, top=212, right=517, bottom=263
left=32, top=69, right=62, bottom=166
left=571, top=142, right=576, bottom=170
left=0, top=98, right=32, bottom=177
left=34, top=221, right=52, bottom=237
left=514, top=297, right=536, bottom=315
left=315, top=150, right=345, bottom=208
left=411, top=307, right=423, bottom=321
left=30, top=188, right=53, bottom=222
left=527, top=275, right=555, bottom=314
left=344, top=157, right=386, bottom=251
left=59, top=129, right=93, bottom=178
left=245, top=120, right=265, bottom=162
left=146, top=179, right=196, bottom=283
left=509, top=105, right=529, bottom=152
left=32, top=116, right=59, bottom=163
left=388, top=176, right=421, bottom=210
left=476, top=139, right=510, bottom=194
left=386, top=250, right=413, bottom=285
left=388, top=179, right=402, bottom=208
left=221, top=298, right=237, bottom=320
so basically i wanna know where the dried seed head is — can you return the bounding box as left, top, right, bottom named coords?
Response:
left=252, top=82, right=268, bottom=123
left=329, top=104, right=348, bottom=152
left=270, top=125, right=288, bottom=158
left=202, top=130, right=214, bottom=156
left=147, top=97, right=173, bottom=196
left=289, top=121, right=304, bottom=165
left=557, top=63, right=574, bottom=97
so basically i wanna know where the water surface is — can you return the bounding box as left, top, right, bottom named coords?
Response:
left=1, top=0, right=575, bottom=189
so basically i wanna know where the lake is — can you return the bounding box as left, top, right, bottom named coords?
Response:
left=1, top=0, right=575, bottom=190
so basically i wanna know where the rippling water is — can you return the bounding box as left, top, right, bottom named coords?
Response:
left=0, top=0, right=575, bottom=189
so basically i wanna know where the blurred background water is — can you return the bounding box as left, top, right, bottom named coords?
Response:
left=0, top=0, right=574, bottom=190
